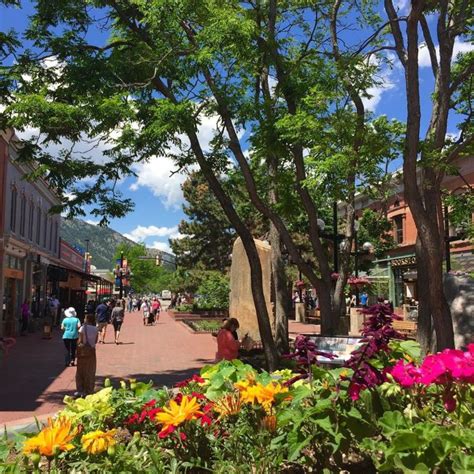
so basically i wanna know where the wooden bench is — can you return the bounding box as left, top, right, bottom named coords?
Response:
left=392, top=320, right=417, bottom=338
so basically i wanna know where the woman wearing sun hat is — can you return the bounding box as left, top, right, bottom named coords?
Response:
left=61, top=307, right=81, bottom=367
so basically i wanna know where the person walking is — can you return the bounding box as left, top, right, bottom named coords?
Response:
left=95, top=300, right=110, bottom=344
left=151, top=297, right=161, bottom=324
left=20, top=299, right=30, bottom=336
left=75, top=313, right=98, bottom=397
left=111, top=301, right=125, bottom=344
left=61, top=307, right=81, bottom=367
left=141, top=299, right=150, bottom=326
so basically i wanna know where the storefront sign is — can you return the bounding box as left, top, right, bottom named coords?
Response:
left=60, top=240, right=84, bottom=271
left=4, top=268, right=24, bottom=279
left=391, top=256, right=417, bottom=267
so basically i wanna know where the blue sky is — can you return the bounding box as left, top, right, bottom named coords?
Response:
left=1, top=2, right=472, bottom=253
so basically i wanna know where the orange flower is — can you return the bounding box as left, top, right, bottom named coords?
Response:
left=261, top=414, right=277, bottom=433
left=155, top=396, right=203, bottom=434
left=23, top=417, right=78, bottom=457
left=213, top=393, right=243, bottom=419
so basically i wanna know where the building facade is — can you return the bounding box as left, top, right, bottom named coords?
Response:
left=0, top=129, right=61, bottom=336
left=355, top=156, right=474, bottom=310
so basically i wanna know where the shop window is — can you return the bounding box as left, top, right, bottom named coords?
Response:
left=10, top=187, right=17, bottom=232
left=54, top=221, right=59, bottom=254
left=28, top=201, right=34, bottom=240
left=43, top=213, right=47, bottom=247
left=393, top=215, right=404, bottom=244
left=49, top=219, right=53, bottom=250
left=19, top=194, right=26, bottom=236
left=36, top=208, right=41, bottom=244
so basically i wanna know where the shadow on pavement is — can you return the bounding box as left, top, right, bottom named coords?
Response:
left=0, top=330, right=67, bottom=413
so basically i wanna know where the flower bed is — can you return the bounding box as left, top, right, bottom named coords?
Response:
left=1, top=306, right=473, bottom=472
left=182, top=319, right=223, bottom=333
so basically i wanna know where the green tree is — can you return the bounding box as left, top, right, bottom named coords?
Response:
left=383, top=0, right=473, bottom=351
left=1, top=0, right=410, bottom=366
left=114, top=243, right=173, bottom=295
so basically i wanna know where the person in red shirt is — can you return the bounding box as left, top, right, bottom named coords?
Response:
left=216, top=318, right=240, bottom=361
left=151, top=298, right=161, bottom=324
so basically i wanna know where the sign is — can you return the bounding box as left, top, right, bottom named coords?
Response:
left=4, top=268, right=24, bottom=279
left=391, top=256, right=417, bottom=267
left=60, top=240, right=85, bottom=271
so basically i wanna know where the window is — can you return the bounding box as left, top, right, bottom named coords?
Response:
left=19, top=194, right=26, bottom=236
left=43, top=213, right=47, bottom=247
left=54, top=221, right=59, bottom=254
left=36, top=208, right=41, bottom=244
left=393, top=215, right=404, bottom=244
left=10, top=187, right=17, bottom=232
left=28, top=202, right=34, bottom=240
left=49, top=219, right=53, bottom=250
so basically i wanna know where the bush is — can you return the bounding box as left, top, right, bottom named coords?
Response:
left=195, top=271, right=230, bottom=310
left=2, top=305, right=473, bottom=473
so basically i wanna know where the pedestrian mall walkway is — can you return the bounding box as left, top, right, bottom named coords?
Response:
left=0, top=311, right=217, bottom=427
left=0, top=311, right=320, bottom=428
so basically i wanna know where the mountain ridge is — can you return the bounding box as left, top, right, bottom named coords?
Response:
left=60, top=218, right=137, bottom=270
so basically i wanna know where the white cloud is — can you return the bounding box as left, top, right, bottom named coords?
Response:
left=123, top=225, right=178, bottom=242
left=85, top=219, right=99, bottom=226
left=149, top=240, right=172, bottom=253
left=169, top=231, right=185, bottom=240
left=362, top=80, right=396, bottom=111
left=419, top=39, right=473, bottom=68
left=129, top=113, right=231, bottom=208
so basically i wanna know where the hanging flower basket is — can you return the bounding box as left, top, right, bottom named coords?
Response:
left=331, top=272, right=340, bottom=281
left=347, top=276, right=371, bottom=287
left=295, top=280, right=305, bottom=288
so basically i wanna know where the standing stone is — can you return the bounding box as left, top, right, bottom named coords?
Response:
left=444, top=274, right=474, bottom=349
left=229, top=238, right=274, bottom=341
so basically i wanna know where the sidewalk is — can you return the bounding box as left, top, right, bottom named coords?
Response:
left=0, top=311, right=217, bottom=427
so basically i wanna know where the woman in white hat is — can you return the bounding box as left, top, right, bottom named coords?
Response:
left=61, top=307, right=81, bottom=367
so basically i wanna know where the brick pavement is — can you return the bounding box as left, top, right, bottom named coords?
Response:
left=0, top=311, right=217, bottom=427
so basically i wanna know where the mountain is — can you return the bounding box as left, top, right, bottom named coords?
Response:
left=60, top=218, right=137, bottom=270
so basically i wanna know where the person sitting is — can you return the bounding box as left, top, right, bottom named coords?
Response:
left=216, top=318, right=240, bottom=361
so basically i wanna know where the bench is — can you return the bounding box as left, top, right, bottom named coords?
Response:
left=392, top=320, right=417, bottom=338
left=298, top=335, right=362, bottom=366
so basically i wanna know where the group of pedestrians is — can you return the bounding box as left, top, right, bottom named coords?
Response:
left=140, top=297, right=161, bottom=326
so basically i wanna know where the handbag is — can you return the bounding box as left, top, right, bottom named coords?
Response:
left=77, top=325, right=95, bottom=358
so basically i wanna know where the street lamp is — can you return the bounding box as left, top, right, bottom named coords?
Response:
left=317, top=202, right=345, bottom=273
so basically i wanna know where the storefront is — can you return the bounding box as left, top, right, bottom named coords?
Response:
left=391, top=256, right=417, bottom=307
left=1, top=247, right=26, bottom=336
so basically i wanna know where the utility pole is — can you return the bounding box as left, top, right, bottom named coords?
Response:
left=119, top=250, right=124, bottom=299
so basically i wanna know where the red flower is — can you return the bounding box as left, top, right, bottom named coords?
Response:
left=179, top=432, right=187, bottom=441
left=199, top=414, right=212, bottom=426
left=174, top=393, right=183, bottom=403
left=144, top=399, right=157, bottom=408
left=191, top=391, right=206, bottom=400
left=158, top=424, right=175, bottom=438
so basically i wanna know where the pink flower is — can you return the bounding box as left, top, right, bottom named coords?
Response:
left=390, top=360, right=421, bottom=387
left=443, top=391, right=457, bottom=413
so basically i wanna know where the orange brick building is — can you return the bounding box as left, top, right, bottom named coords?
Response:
left=355, top=156, right=474, bottom=309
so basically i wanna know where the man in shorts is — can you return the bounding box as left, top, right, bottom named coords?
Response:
left=96, top=300, right=110, bottom=344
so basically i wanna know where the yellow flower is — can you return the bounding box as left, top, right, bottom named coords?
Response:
left=155, top=396, right=203, bottom=433
left=23, top=417, right=77, bottom=457
left=235, top=380, right=290, bottom=413
left=213, top=393, right=243, bottom=419
left=81, top=429, right=117, bottom=455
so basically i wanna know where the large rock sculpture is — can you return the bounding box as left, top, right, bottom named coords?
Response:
left=229, top=238, right=274, bottom=341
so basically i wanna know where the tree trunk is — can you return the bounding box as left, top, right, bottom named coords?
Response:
left=415, top=237, right=435, bottom=355
left=186, top=129, right=280, bottom=370
left=269, top=221, right=289, bottom=354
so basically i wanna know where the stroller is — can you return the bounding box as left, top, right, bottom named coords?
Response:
left=147, top=311, right=156, bottom=326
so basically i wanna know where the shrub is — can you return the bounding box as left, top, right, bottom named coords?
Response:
left=196, top=272, right=230, bottom=310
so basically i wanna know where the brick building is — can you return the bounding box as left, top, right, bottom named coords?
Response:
left=354, top=156, right=474, bottom=310
left=0, top=129, right=113, bottom=335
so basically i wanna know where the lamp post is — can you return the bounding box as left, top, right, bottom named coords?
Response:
left=316, top=202, right=344, bottom=273
left=353, top=219, right=373, bottom=305
left=119, top=251, right=124, bottom=299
